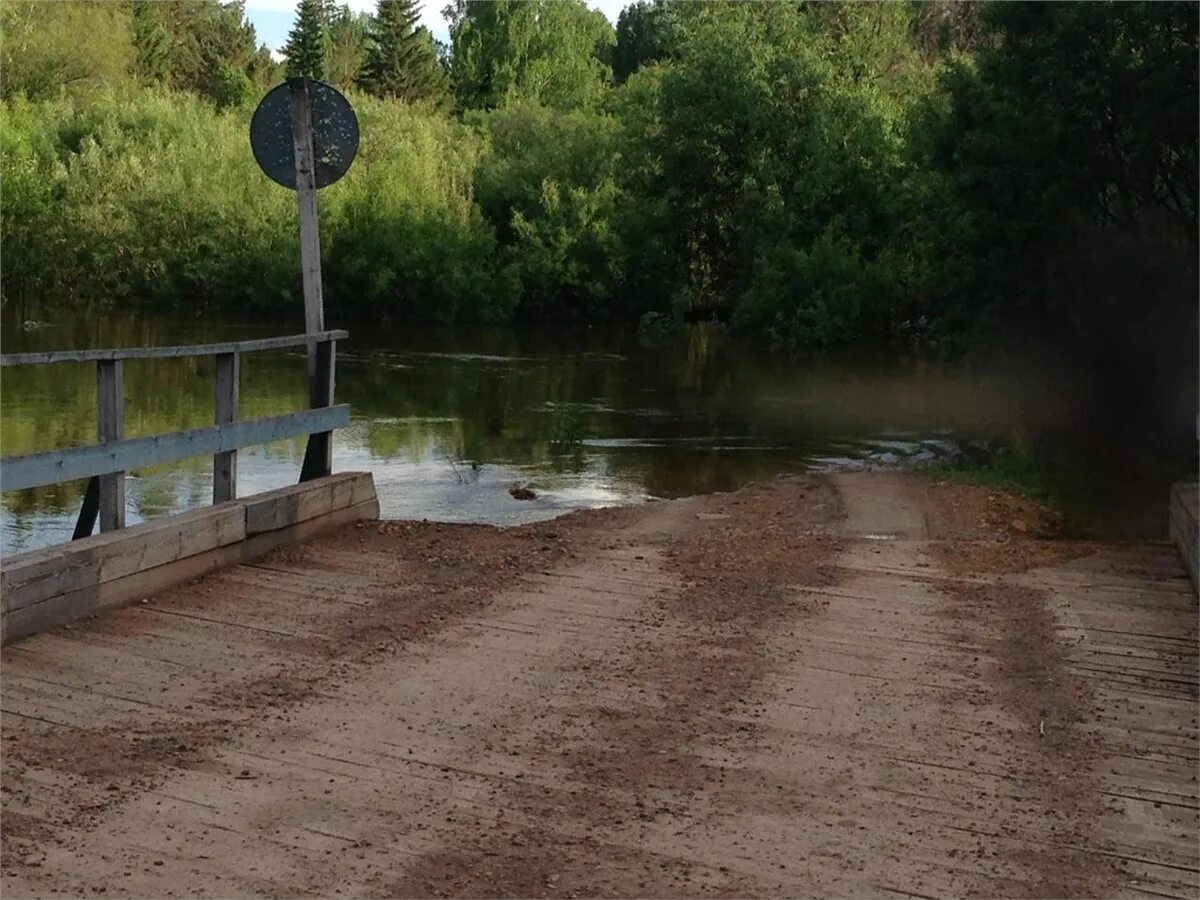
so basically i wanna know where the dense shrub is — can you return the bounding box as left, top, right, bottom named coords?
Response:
left=1, top=0, right=1195, bottom=354
left=474, top=103, right=625, bottom=321
left=1, top=90, right=294, bottom=311
left=0, top=90, right=510, bottom=323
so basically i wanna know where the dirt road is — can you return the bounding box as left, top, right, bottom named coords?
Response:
left=2, top=473, right=1197, bottom=897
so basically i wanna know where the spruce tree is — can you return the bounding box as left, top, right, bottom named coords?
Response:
left=358, top=0, right=448, bottom=103
left=283, top=0, right=328, bottom=80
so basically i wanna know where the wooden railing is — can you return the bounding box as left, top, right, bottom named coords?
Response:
left=0, top=330, right=349, bottom=539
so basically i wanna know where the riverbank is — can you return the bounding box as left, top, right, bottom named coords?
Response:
left=3, top=472, right=1196, bottom=897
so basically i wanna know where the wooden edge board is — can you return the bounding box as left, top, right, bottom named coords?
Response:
left=243, top=472, right=374, bottom=535
left=1168, top=483, right=1198, bottom=596
left=1, top=474, right=375, bottom=618
left=1, top=504, right=247, bottom=613
left=1, top=497, right=379, bottom=645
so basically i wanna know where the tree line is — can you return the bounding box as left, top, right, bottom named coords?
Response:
left=1, top=0, right=1196, bottom=354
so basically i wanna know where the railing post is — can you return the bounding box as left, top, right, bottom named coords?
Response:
left=213, top=351, right=240, bottom=503
left=299, top=338, right=334, bottom=482
left=96, top=359, right=125, bottom=531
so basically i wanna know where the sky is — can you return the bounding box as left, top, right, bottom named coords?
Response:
left=243, top=0, right=629, bottom=53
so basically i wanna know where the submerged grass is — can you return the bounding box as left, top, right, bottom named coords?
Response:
left=941, top=447, right=1061, bottom=507
left=932, top=433, right=1086, bottom=533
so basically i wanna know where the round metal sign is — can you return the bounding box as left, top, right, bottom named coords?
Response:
left=250, top=80, right=359, bottom=190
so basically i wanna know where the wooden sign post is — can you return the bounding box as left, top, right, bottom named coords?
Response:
left=287, top=78, right=331, bottom=479
left=250, top=77, right=358, bottom=484
left=287, top=77, right=325, bottom=368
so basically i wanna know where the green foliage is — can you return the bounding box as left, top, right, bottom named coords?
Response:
left=612, top=0, right=681, bottom=83
left=734, top=229, right=881, bottom=348
left=0, top=90, right=294, bottom=310
left=908, top=0, right=990, bottom=59
left=284, top=0, right=329, bottom=80
left=622, top=2, right=933, bottom=343
left=548, top=403, right=586, bottom=448
left=321, top=98, right=514, bottom=323
left=940, top=432, right=1066, bottom=520
left=129, top=0, right=277, bottom=104
left=0, top=1, right=134, bottom=100
left=326, top=5, right=372, bottom=90
left=447, top=0, right=615, bottom=110
left=1, top=0, right=1196, bottom=356
left=637, top=310, right=678, bottom=341
left=0, top=89, right=511, bottom=324
left=358, top=0, right=448, bottom=105
left=914, top=1, right=1198, bottom=343
left=474, top=104, right=624, bottom=320
left=131, top=2, right=172, bottom=85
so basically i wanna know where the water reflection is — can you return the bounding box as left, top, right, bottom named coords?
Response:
left=1, top=312, right=1192, bottom=553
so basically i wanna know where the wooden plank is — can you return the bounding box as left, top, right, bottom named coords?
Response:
left=244, top=472, right=374, bottom=535
left=0, top=405, right=350, bottom=492
left=1, top=504, right=247, bottom=613
left=349, top=472, right=377, bottom=507
left=213, top=351, right=240, bottom=503
left=1, top=497, right=378, bottom=645
left=0, top=331, right=348, bottom=367
left=299, top=339, right=335, bottom=482
left=97, top=359, right=125, bottom=532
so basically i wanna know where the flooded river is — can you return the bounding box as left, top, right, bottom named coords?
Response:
left=1, top=312, right=1194, bottom=553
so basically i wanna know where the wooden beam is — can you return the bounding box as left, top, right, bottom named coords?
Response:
left=0, top=331, right=348, bottom=367
left=243, top=471, right=374, bottom=535
left=213, top=351, right=240, bottom=503
left=97, top=359, right=125, bottom=532
left=2, top=503, right=246, bottom=614
left=1, top=405, right=350, bottom=492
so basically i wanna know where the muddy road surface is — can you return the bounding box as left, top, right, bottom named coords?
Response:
left=2, top=473, right=1197, bottom=898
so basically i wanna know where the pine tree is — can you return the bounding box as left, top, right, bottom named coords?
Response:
left=130, top=2, right=171, bottom=84
left=283, top=0, right=328, bottom=80
left=358, top=0, right=448, bottom=103
left=326, top=5, right=371, bottom=89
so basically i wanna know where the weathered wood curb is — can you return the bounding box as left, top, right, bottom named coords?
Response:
left=1169, top=482, right=1198, bottom=595
left=0, top=472, right=378, bottom=644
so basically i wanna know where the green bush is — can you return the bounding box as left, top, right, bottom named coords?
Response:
left=1, top=90, right=294, bottom=310
left=473, top=103, right=625, bottom=321
left=2, top=0, right=1195, bottom=357
left=0, top=89, right=512, bottom=323
left=320, top=96, right=514, bottom=324
left=734, top=228, right=880, bottom=348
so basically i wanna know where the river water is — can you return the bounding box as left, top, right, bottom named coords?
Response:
left=1, top=312, right=1193, bottom=554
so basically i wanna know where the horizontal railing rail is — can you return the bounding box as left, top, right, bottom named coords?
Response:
left=0, top=331, right=347, bottom=541
left=0, top=330, right=348, bottom=367
left=1, top=406, right=350, bottom=493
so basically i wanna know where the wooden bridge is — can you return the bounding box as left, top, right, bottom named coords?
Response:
left=0, top=335, right=1196, bottom=897
left=0, top=331, right=378, bottom=643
